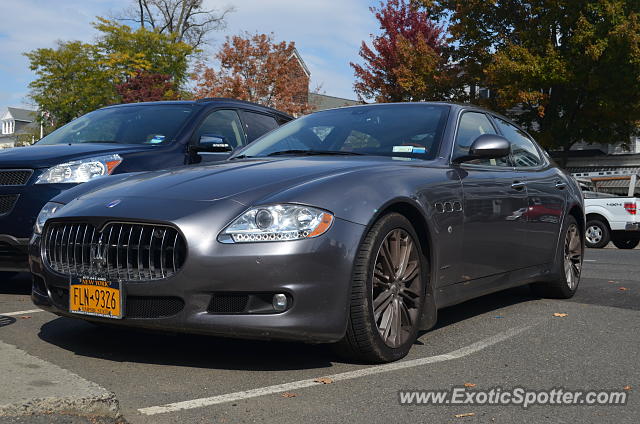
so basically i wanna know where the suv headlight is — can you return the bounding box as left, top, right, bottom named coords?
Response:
left=35, top=154, right=122, bottom=184
left=34, top=202, right=65, bottom=235
left=220, top=204, right=334, bottom=243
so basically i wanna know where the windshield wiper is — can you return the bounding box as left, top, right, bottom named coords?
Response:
left=266, top=150, right=364, bottom=157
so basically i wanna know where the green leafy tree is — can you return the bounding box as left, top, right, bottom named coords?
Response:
left=25, top=19, right=195, bottom=129
left=25, top=41, right=117, bottom=127
left=422, top=0, right=640, bottom=157
left=95, top=18, right=194, bottom=85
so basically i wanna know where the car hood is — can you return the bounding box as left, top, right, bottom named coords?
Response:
left=72, top=156, right=426, bottom=204
left=0, top=143, right=155, bottom=168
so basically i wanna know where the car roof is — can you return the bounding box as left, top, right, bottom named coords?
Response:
left=101, top=98, right=293, bottom=120
left=314, top=101, right=492, bottom=113
left=314, top=101, right=522, bottom=129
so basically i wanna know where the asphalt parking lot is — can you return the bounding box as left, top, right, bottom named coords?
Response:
left=0, top=246, right=638, bottom=424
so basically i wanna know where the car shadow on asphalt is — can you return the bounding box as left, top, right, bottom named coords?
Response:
left=36, top=286, right=538, bottom=370
left=37, top=317, right=338, bottom=371
left=431, top=285, right=534, bottom=332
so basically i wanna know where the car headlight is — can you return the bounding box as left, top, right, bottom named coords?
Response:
left=35, top=154, right=122, bottom=184
left=220, top=204, right=334, bottom=243
left=34, top=202, right=65, bottom=235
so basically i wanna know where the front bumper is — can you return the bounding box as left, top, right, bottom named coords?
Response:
left=0, top=235, right=30, bottom=271
left=0, top=172, right=73, bottom=271
left=30, top=217, right=365, bottom=343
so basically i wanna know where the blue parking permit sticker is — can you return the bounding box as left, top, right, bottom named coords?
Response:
left=149, top=135, right=165, bottom=144
left=412, top=147, right=426, bottom=154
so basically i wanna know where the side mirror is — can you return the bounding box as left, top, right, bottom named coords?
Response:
left=195, top=134, right=233, bottom=152
left=453, top=134, right=510, bottom=164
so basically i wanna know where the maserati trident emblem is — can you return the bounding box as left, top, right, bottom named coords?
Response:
left=90, top=236, right=108, bottom=270
left=106, top=199, right=122, bottom=208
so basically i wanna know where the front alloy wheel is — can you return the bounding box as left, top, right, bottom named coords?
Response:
left=372, top=229, right=423, bottom=348
left=336, top=213, right=428, bottom=363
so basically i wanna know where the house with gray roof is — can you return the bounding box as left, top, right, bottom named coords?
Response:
left=0, top=107, right=38, bottom=148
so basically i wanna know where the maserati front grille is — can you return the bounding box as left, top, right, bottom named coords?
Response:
left=43, top=222, right=187, bottom=281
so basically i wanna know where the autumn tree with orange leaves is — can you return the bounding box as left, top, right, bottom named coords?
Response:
left=352, top=0, right=459, bottom=102
left=192, top=33, right=311, bottom=116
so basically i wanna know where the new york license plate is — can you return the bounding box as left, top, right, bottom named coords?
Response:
left=69, top=277, right=123, bottom=319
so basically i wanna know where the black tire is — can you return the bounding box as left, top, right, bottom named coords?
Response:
left=530, top=215, right=582, bottom=299
left=585, top=219, right=610, bottom=248
left=334, top=213, right=430, bottom=363
left=612, top=238, right=640, bottom=249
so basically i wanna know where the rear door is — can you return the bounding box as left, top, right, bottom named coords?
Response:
left=493, top=116, right=565, bottom=266
left=453, top=111, right=529, bottom=280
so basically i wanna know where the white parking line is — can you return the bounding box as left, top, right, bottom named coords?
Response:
left=1, top=309, right=43, bottom=317
left=138, top=325, right=531, bottom=416
left=584, top=259, right=596, bottom=262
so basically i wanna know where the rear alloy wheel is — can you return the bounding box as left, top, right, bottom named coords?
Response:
left=585, top=219, right=610, bottom=248
left=531, top=215, right=582, bottom=298
left=335, top=213, right=428, bottom=363
left=612, top=238, right=640, bottom=249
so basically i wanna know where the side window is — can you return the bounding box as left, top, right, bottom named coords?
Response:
left=242, top=111, right=279, bottom=142
left=193, top=109, right=246, bottom=148
left=494, top=118, right=543, bottom=168
left=454, top=112, right=509, bottom=167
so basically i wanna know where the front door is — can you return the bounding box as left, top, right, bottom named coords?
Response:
left=453, top=111, right=529, bottom=281
left=190, top=109, right=247, bottom=163
left=493, top=117, right=565, bottom=266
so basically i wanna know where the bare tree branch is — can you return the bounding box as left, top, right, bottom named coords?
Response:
left=117, top=0, right=233, bottom=48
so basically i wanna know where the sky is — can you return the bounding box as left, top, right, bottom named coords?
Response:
left=0, top=0, right=380, bottom=109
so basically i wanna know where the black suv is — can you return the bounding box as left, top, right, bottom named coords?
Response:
left=0, top=98, right=292, bottom=274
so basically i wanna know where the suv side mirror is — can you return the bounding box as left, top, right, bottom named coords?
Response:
left=453, top=134, right=510, bottom=164
left=195, top=134, right=233, bottom=152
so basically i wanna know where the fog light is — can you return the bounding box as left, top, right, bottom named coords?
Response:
left=272, top=293, right=288, bottom=312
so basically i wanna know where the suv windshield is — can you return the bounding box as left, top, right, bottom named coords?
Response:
left=234, top=104, right=449, bottom=160
left=37, top=104, right=195, bottom=145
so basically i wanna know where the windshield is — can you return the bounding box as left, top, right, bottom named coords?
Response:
left=37, top=104, right=195, bottom=145
left=234, top=104, right=449, bottom=160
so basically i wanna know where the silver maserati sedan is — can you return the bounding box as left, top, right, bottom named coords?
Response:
left=30, top=102, right=584, bottom=363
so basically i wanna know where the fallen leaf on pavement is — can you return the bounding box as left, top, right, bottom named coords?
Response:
left=19, top=316, right=31, bottom=319
left=281, top=392, right=297, bottom=398
left=454, top=412, right=476, bottom=418
left=464, top=383, right=476, bottom=388
left=314, top=377, right=333, bottom=384
left=618, top=287, right=629, bottom=291
left=623, top=385, right=632, bottom=391
left=553, top=313, right=568, bottom=317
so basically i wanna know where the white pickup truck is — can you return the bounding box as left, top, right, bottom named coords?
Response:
left=583, top=192, right=640, bottom=249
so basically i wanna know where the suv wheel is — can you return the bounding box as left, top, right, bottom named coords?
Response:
left=612, top=238, right=640, bottom=249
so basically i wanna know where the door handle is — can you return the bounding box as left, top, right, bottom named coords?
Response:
left=511, top=181, right=526, bottom=191
left=555, top=181, right=567, bottom=190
